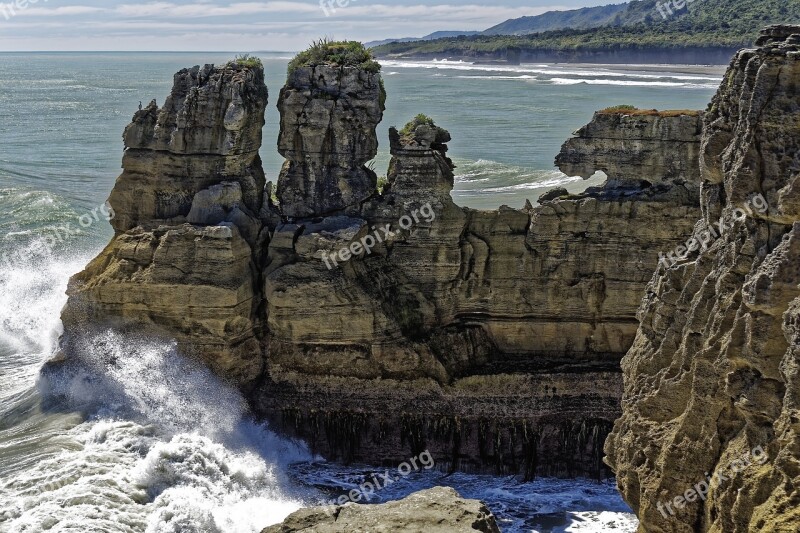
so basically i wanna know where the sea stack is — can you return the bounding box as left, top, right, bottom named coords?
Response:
left=60, top=60, right=269, bottom=384
left=606, top=26, right=800, bottom=532
left=276, top=42, right=385, bottom=218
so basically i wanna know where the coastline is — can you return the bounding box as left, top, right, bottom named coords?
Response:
left=374, top=46, right=740, bottom=66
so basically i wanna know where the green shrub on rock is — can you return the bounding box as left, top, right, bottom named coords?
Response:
left=288, top=39, right=381, bottom=76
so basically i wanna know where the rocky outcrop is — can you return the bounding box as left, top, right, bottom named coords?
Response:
left=262, top=487, right=501, bottom=533
left=555, top=109, right=703, bottom=189
left=61, top=61, right=268, bottom=384
left=605, top=26, right=800, bottom=532
left=257, top=108, right=704, bottom=477
left=61, top=45, right=706, bottom=479
left=276, top=66, right=384, bottom=218
left=110, top=64, right=267, bottom=233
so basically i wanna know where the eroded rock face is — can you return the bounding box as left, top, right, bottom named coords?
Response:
left=605, top=26, right=800, bottom=532
left=62, top=62, right=268, bottom=385
left=262, top=487, right=501, bottom=533
left=62, top=53, right=707, bottom=479
left=276, top=66, right=384, bottom=218
left=258, top=111, right=703, bottom=477
left=110, top=64, right=267, bottom=232
left=555, top=110, right=703, bottom=189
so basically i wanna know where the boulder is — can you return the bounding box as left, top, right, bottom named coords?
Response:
left=262, top=487, right=501, bottom=533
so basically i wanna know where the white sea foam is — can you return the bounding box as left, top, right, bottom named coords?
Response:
left=379, top=59, right=722, bottom=83
left=0, top=191, right=314, bottom=532
left=548, top=77, right=718, bottom=89
left=481, top=175, right=584, bottom=193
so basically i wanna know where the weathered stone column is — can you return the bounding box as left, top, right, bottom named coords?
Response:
left=61, top=60, right=269, bottom=385
left=110, top=62, right=268, bottom=233
left=276, top=43, right=385, bottom=218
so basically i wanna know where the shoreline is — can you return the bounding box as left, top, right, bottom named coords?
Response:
left=374, top=47, right=739, bottom=67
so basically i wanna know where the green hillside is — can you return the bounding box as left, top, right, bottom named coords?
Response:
left=484, top=3, right=628, bottom=35
left=373, top=0, right=799, bottom=59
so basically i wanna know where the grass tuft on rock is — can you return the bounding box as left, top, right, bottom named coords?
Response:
left=599, top=105, right=700, bottom=117
left=288, top=39, right=381, bottom=76
left=230, top=53, right=263, bottom=68
left=398, top=114, right=450, bottom=144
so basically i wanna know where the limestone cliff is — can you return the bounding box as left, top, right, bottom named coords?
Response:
left=555, top=108, right=703, bottom=189
left=61, top=44, right=704, bottom=478
left=606, top=26, right=800, bottom=532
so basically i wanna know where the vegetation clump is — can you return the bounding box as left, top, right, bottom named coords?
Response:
left=599, top=105, right=700, bottom=117
left=376, top=176, right=388, bottom=194
left=288, top=39, right=381, bottom=76
left=399, top=114, right=450, bottom=143
left=230, top=53, right=263, bottom=68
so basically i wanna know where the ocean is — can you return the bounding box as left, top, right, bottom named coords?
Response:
left=0, top=52, right=722, bottom=533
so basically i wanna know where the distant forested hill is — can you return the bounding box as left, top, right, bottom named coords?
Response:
left=484, top=3, right=629, bottom=35
left=372, top=0, right=799, bottom=64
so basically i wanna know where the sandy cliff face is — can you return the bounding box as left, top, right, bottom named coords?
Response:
left=606, top=26, right=800, bottom=532
left=61, top=53, right=705, bottom=477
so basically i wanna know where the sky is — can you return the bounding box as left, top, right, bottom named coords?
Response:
left=0, top=0, right=617, bottom=51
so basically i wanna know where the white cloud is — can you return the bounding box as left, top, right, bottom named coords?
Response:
left=323, top=4, right=559, bottom=22
left=7, top=5, right=106, bottom=17
left=0, top=0, right=578, bottom=51
left=113, top=1, right=321, bottom=18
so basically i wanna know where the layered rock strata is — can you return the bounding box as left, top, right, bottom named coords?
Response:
left=606, top=26, right=800, bottom=532
left=555, top=109, right=703, bottom=189
left=262, top=487, right=501, bottom=533
left=62, top=52, right=704, bottom=478
left=61, top=62, right=268, bottom=384
left=260, top=108, right=704, bottom=476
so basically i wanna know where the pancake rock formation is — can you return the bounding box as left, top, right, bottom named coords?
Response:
left=61, top=61, right=269, bottom=384
left=276, top=64, right=385, bottom=218
left=606, top=26, right=800, bottom=532
left=61, top=42, right=703, bottom=479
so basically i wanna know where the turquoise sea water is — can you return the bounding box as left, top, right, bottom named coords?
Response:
left=0, top=52, right=722, bottom=532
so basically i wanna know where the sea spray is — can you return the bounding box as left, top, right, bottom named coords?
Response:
left=0, top=191, right=315, bottom=532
